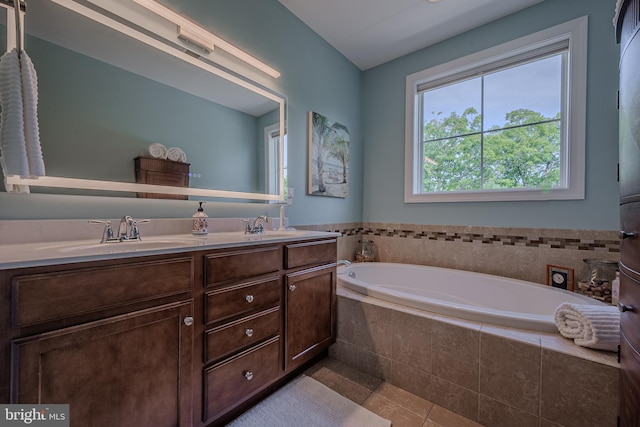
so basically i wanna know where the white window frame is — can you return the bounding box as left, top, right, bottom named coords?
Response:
left=265, top=122, right=287, bottom=202
left=404, top=16, right=587, bottom=203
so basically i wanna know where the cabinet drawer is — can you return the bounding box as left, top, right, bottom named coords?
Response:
left=205, top=247, right=280, bottom=287
left=204, top=277, right=281, bottom=325
left=284, top=239, right=337, bottom=270
left=12, top=257, right=194, bottom=327
left=203, top=337, right=280, bottom=422
left=621, top=268, right=640, bottom=353
left=204, top=307, right=280, bottom=364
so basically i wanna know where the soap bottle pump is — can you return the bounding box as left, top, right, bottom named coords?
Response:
left=192, top=202, right=208, bottom=236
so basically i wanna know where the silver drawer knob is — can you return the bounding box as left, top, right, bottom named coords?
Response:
left=288, top=284, right=296, bottom=292
left=245, top=328, right=254, bottom=337
left=244, top=370, right=254, bottom=381
left=183, top=316, right=194, bottom=326
left=245, top=295, right=254, bottom=303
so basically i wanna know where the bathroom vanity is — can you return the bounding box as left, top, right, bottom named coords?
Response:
left=0, top=231, right=338, bottom=427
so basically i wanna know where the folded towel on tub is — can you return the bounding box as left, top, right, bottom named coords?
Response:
left=142, top=143, right=168, bottom=159
left=166, top=147, right=186, bottom=162
left=554, top=303, right=620, bottom=352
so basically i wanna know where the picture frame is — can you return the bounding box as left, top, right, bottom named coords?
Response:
left=308, top=111, right=350, bottom=198
left=546, top=264, right=574, bottom=291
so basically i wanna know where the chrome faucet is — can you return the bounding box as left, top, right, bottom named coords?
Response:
left=242, top=215, right=269, bottom=234
left=117, top=216, right=134, bottom=240
left=337, top=259, right=352, bottom=267
left=118, top=216, right=151, bottom=241
left=90, top=216, right=150, bottom=243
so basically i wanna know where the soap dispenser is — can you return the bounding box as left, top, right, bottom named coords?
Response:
left=192, top=202, right=208, bottom=236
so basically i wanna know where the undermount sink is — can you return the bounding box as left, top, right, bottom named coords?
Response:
left=26, top=230, right=323, bottom=260
left=36, top=236, right=205, bottom=255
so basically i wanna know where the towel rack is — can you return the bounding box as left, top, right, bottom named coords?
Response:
left=0, top=0, right=25, bottom=55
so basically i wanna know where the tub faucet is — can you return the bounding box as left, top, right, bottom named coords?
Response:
left=337, top=259, right=352, bottom=267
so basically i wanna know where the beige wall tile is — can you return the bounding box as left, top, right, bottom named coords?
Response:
left=329, top=339, right=359, bottom=367
left=391, top=310, right=433, bottom=373
left=357, top=303, right=394, bottom=357
left=479, top=332, right=541, bottom=414
left=357, top=347, right=393, bottom=381
left=478, top=395, right=539, bottom=427
left=390, top=361, right=435, bottom=402
left=431, top=318, right=480, bottom=391
left=426, top=381, right=480, bottom=423
left=541, top=348, right=619, bottom=427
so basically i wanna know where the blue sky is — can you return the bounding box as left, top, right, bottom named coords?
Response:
left=422, top=54, right=562, bottom=130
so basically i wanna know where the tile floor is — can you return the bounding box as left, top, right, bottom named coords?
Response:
left=305, top=356, right=485, bottom=427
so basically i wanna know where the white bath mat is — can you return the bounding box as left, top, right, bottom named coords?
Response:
left=226, top=375, right=391, bottom=427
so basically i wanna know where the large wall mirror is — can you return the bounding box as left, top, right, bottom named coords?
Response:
left=2, top=0, right=286, bottom=202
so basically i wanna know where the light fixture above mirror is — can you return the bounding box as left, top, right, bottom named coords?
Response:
left=131, top=0, right=280, bottom=78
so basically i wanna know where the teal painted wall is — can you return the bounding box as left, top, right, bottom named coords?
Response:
left=0, top=0, right=621, bottom=231
left=0, top=0, right=363, bottom=223
left=361, top=0, right=620, bottom=229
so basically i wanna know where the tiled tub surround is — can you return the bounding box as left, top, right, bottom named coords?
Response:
left=297, top=222, right=620, bottom=290
left=332, top=288, right=620, bottom=427
left=295, top=223, right=621, bottom=426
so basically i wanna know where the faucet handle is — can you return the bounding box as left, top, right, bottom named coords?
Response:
left=129, top=219, right=150, bottom=240
left=89, top=220, right=114, bottom=243
left=241, top=218, right=252, bottom=234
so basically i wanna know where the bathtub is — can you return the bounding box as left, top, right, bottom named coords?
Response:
left=338, top=262, right=606, bottom=333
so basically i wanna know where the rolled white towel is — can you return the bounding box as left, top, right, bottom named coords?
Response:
left=554, top=303, right=620, bottom=352
left=142, top=143, right=168, bottom=159
left=167, top=147, right=186, bottom=162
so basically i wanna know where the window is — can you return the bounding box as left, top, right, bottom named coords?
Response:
left=405, top=17, right=587, bottom=202
left=265, top=123, right=287, bottom=201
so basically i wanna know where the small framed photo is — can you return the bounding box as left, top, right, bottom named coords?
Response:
left=546, top=264, right=574, bottom=291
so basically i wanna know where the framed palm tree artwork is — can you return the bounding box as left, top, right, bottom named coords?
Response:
left=308, top=111, right=350, bottom=198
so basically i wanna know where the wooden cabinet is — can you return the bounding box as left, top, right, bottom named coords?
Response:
left=285, top=264, right=336, bottom=371
left=199, top=238, right=336, bottom=426
left=13, top=301, right=193, bottom=427
left=616, top=1, right=640, bottom=425
left=200, top=246, right=283, bottom=426
left=0, top=236, right=337, bottom=427
left=2, top=254, right=195, bottom=427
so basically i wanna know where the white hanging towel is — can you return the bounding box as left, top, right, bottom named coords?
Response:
left=0, top=48, right=45, bottom=192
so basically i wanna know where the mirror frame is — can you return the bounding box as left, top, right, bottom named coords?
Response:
left=5, top=0, right=286, bottom=203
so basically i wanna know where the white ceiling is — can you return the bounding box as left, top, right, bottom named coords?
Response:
left=278, top=0, right=545, bottom=70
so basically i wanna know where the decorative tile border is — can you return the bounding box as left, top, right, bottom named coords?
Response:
left=360, top=228, right=620, bottom=252
left=296, top=222, right=620, bottom=253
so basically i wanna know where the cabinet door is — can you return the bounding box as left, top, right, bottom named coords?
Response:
left=12, top=301, right=193, bottom=427
left=621, top=333, right=640, bottom=427
left=285, top=264, right=336, bottom=371
left=619, top=14, right=640, bottom=201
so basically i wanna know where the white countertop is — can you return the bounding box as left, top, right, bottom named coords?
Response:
left=0, top=230, right=340, bottom=270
